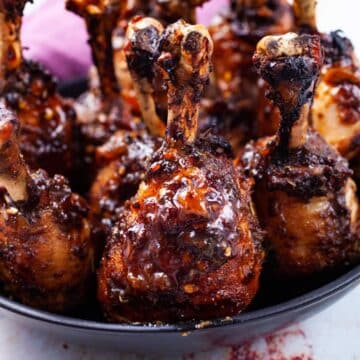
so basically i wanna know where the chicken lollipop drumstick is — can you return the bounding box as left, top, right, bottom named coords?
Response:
left=89, top=17, right=165, bottom=231
left=66, top=0, right=123, bottom=99
left=112, top=0, right=210, bottom=115
left=0, top=108, right=94, bottom=312
left=66, top=0, right=134, bottom=175
left=124, top=16, right=166, bottom=137
left=258, top=0, right=360, bottom=167
left=296, top=0, right=360, bottom=163
left=205, top=0, right=294, bottom=149
left=97, top=20, right=263, bottom=323
left=0, top=0, right=76, bottom=178
left=253, top=33, right=359, bottom=277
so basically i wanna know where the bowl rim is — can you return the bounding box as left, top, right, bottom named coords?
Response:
left=1, top=264, right=360, bottom=333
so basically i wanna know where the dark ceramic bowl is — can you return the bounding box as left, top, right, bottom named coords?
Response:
left=0, top=79, right=358, bottom=355
left=1, top=264, right=359, bottom=355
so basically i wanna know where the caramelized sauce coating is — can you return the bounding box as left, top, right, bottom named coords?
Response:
left=98, top=20, right=263, bottom=323
left=250, top=33, right=359, bottom=277
left=0, top=108, right=94, bottom=312
left=0, top=1, right=77, bottom=178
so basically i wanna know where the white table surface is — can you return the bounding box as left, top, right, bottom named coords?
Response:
left=5, top=0, right=359, bottom=359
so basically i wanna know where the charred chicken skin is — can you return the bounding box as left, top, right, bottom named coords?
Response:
left=89, top=17, right=165, bottom=232
left=204, top=0, right=294, bottom=148
left=66, top=0, right=135, bottom=175
left=250, top=33, right=359, bottom=277
left=0, top=0, right=77, bottom=178
left=97, top=20, right=263, bottom=323
left=257, top=0, right=360, bottom=167
left=0, top=107, right=94, bottom=312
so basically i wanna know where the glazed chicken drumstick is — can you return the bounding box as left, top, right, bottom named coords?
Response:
left=89, top=17, right=165, bottom=232
left=97, top=20, right=263, bottom=323
left=251, top=33, right=359, bottom=277
left=113, top=0, right=210, bottom=115
left=209, top=0, right=294, bottom=108
left=204, top=0, right=294, bottom=148
left=0, top=0, right=76, bottom=178
left=296, top=0, right=360, bottom=175
left=66, top=0, right=134, bottom=176
left=0, top=107, right=94, bottom=312
left=257, top=0, right=360, bottom=168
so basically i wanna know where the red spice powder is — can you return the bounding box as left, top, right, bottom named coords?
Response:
left=229, top=325, right=313, bottom=360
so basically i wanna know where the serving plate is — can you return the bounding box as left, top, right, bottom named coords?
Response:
left=0, top=79, right=358, bottom=355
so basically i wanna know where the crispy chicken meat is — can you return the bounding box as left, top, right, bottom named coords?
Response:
left=97, top=20, right=263, bottom=323
left=89, top=17, right=165, bottom=232
left=0, top=0, right=77, bottom=178
left=204, top=0, right=294, bottom=149
left=66, top=0, right=135, bottom=177
left=248, top=33, right=360, bottom=277
left=257, top=0, right=360, bottom=169
left=0, top=107, right=94, bottom=312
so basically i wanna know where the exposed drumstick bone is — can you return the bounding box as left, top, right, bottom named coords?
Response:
left=0, top=1, right=27, bottom=82
left=124, top=16, right=165, bottom=137
left=66, top=0, right=124, bottom=99
left=254, top=32, right=323, bottom=150
left=157, top=20, right=213, bottom=144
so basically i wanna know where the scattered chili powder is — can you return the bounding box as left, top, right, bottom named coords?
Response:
left=229, top=325, right=313, bottom=360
